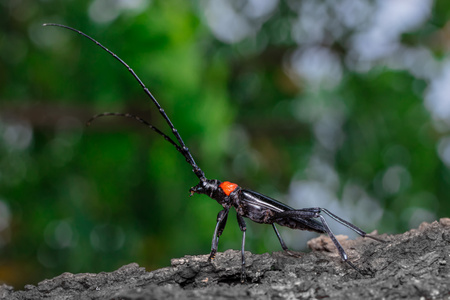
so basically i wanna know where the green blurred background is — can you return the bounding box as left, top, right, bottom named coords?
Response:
left=2, top=0, right=450, bottom=289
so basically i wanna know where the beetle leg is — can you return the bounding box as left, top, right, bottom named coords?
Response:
left=236, top=213, right=247, bottom=283
left=272, top=208, right=382, bottom=241
left=274, top=210, right=350, bottom=261
left=271, top=208, right=381, bottom=274
left=320, top=208, right=384, bottom=242
left=272, top=223, right=289, bottom=251
left=209, top=208, right=229, bottom=261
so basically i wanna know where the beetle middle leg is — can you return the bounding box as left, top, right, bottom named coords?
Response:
left=236, top=213, right=247, bottom=283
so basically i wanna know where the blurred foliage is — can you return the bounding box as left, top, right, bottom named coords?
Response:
left=1, top=0, right=450, bottom=289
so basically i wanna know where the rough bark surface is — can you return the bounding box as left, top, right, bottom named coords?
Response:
left=2, top=219, right=450, bottom=300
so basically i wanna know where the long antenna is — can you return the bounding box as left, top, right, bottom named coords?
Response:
left=43, top=23, right=206, bottom=181
left=87, top=113, right=182, bottom=152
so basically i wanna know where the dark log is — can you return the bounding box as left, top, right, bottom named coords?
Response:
left=2, top=219, right=450, bottom=299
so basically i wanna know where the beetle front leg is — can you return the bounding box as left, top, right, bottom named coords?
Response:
left=209, top=208, right=229, bottom=261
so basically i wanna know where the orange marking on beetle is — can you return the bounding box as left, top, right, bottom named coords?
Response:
left=220, top=181, right=238, bottom=196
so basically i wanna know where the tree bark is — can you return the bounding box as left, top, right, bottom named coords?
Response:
left=2, top=219, right=450, bottom=299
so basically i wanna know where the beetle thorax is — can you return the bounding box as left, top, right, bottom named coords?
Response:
left=190, top=179, right=238, bottom=206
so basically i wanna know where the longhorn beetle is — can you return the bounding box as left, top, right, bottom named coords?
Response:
left=43, top=23, right=382, bottom=282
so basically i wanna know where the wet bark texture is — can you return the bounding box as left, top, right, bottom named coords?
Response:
left=2, top=219, right=450, bottom=300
